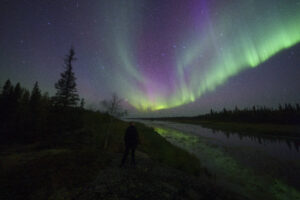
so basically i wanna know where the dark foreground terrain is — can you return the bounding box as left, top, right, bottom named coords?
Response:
left=74, top=151, right=243, bottom=200
left=0, top=111, right=248, bottom=200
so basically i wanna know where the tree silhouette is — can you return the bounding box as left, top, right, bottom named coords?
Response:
left=0, top=80, right=14, bottom=123
left=30, top=81, right=41, bottom=112
left=80, top=98, right=85, bottom=109
left=101, top=94, right=127, bottom=149
left=101, top=94, right=127, bottom=118
left=198, top=103, right=300, bottom=124
left=13, top=83, right=23, bottom=104
left=53, top=47, right=79, bottom=108
left=1, top=79, right=13, bottom=102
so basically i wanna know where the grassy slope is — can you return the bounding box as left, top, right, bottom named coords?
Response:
left=0, top=111, right=202, bottom=200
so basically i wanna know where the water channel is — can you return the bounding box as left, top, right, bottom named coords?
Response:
left=136, top=120, right=300, bottom=200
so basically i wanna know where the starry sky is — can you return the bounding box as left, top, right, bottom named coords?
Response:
left=1, top=0, right=300, bottom=117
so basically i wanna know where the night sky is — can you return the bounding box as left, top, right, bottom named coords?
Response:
left=1, top=0, right=300, bottom=117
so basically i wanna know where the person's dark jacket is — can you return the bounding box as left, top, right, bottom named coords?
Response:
left=124, top=125, right=139, bottom=147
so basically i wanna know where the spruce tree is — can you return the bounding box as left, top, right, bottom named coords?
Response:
left=21, top=89, right=30, bottom=106
left=0, top=79, right=14, bottom=112
left=1, top=79, right=13, bottom=99
left=80, top=98, right=85, bottom=109
left=13, top=83, right=23, bottom=104
left=0, top=80, right=13, bottom=125
left=12, top=82, right=23, bottom=116
left=54, top=47, right=79, bottom=107
left=30, top=81, right=41, bottom=112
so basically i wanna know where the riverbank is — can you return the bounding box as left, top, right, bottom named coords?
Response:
left=1, top=111, right=243, bottom=200
left=139, top=120, right=300, bottom=200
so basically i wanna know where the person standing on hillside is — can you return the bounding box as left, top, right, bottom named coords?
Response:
left=120, top=122, right=139, bottom=167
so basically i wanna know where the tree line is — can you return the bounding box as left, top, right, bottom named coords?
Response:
left=0, top=47, right=85, bottom=144
left=197, top=104, right=300, bottom=124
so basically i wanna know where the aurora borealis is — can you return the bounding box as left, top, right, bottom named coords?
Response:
left=1, top=0, right=300, bottom=116
left=102, top=0, right=300, bottom=111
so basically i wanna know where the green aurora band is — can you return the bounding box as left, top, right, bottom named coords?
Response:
left=101, top=0, right=300, bottom=111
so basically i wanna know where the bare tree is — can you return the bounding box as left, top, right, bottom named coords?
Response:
left=101, top=94, right=127, bottom=149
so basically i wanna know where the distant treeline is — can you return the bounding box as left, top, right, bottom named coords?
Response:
left=134, top=104, right=300, bottom=125
left=197, top=104, right=300, bottom=124
left=0, top=48, right=85, bottom=144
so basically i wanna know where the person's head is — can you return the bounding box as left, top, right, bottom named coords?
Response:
left=129, top=122, right=135, bottom=126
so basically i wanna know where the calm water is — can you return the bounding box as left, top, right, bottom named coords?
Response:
left=135, top=120, right=300, bottom=199
left=139, top=120, right=300, bottom=160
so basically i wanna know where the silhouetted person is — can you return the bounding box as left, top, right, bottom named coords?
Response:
left=120, top=122, right=139, bottom=167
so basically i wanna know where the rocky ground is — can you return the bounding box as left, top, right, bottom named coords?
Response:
left=73, top=151, right=245, bottom=200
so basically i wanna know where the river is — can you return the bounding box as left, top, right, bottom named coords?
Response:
left=135, top=120, right=300, bottom=200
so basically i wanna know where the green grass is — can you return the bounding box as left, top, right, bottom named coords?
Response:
left=135, top=123, right=202, bottom=175
left=0, top=111, right=202, bottom=200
